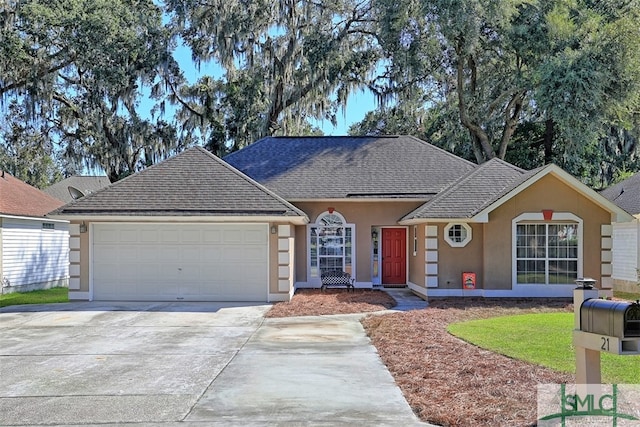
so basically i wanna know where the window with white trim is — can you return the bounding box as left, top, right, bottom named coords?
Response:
left=444, top=223, right=472, bottom=247
left=309, top=212, right=354, bottom=278
left=515, top=223, right=578, bottom=284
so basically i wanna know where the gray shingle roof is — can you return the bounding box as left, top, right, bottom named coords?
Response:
left=50, top=147, right=307, bottom=218
left=43, top=176, right=111, bottom=203
left=224, top=135, right=477, bottom=199
left=401, top=158, right=535, bottom=220
left=600, top=173, right=640, bottom=215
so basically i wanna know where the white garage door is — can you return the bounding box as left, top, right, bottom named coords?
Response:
left=92, top=223, right=269, bottom=301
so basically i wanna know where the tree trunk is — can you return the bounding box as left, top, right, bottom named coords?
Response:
left=498, top=91, right=525, bottom=160
left=543, top=118, right=554, bottom=164
left=455, top=42, right=495, bottom=163
left=470, top=132, right=484, bottom=164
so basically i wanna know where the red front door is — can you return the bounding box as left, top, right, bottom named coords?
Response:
left=382, top=228, right=406, bottom=285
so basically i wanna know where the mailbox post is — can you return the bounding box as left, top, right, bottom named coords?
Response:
left=573, top=282, right=600, bottom=387
left=573, top=278, right=640, bottom=394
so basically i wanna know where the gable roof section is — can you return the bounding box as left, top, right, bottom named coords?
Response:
left=44, top=176, right=111, bottom=203
left=0, top=172, right=65, bottom=218
left=49, top=147, right=308, bottom=220
left=401, top=161, right=633, bottom=223
left=600, top=172, right=640, bottom=215
left=401, top=158, right=533, bottom=222
left=224, top=135, right=477, bottom=200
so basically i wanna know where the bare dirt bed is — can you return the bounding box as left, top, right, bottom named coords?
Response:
left=267, top=289, right=574, bottom=427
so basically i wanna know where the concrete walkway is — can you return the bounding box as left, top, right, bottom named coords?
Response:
left=187, top=313, right=428, bottom=426
left=383, top=287, right=429, bottom=311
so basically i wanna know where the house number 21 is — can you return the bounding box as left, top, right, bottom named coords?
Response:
left=601, top=337, right=610, bottom=351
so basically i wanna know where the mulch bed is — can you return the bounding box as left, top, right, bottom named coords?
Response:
left=362, top=298, right=575, bottom=427
left=267, top=290, right=576, bottom=426
left=265, top=288, right=396, bottom=317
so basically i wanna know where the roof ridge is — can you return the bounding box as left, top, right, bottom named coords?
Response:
left=404, top=135, right=478, bottom=168
left=255, top=135, right=402, bottom=139
left=484, top=157, right=527, bottom=173
left=195, top=147, right=308, bottom=218
left=401, top=157, right=527, bottom=220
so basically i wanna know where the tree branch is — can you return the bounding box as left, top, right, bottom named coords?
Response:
left=167, top=78, right=204, bottom=119
left=498, top=90, right=526, bottom=159
left=52, top=92, right=82, bottom=119
left=0, top=50, right=74, bottom=96
left=455, top=39, right=495, bottom=161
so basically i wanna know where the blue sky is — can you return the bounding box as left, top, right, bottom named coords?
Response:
left=171, top=44, right=374, bottom=136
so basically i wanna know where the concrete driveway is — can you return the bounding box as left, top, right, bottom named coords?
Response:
left=0, top=302, right=426, bottom=426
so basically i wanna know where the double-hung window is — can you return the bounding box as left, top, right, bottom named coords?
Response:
left=515, top=223, right=579, bottom=284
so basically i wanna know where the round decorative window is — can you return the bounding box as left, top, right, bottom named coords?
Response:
left=444, top=223, right=472, bottom=247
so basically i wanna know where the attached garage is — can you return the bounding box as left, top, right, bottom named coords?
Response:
left=48, top=147, right=308, bottom=302
left=92, top=223, right=269, bottom=301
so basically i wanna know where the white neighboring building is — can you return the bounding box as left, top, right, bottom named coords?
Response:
left=0, top=172, right=69, bottom=294
left=601, top=174, right=640, bottom=293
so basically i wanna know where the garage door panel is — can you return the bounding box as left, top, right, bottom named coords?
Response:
left=245, top=229, right=268, bottom=244
left=222, top=247, right=244, bottom=262
left=140, top=229, right=159, bottom=243
left=241, top=263, right=267, bottom=281
left=243, top=247, right=267, bottom=262
left=203, top=230, right=222, bottom=243
left=119, top=246, right=139, bottom=260
left=201, top=247, right=222, bottom=262
left=120, top=263, right=140, bottom=281
left=161, top=229, right=180, bottom=243
left=118, top=229, right=140, bottom=244
left=93, top=244, right=118, bottom=259
left=138, top=272, right=160, bottom=286
left=223, top=229, right=242, bottom=243
left=181, top=229, right=201, bottom=243
left=181, top=266, right=202, bottom=282
left=200, top=264, right=220, bottom=277
left=158, top=247, right=180, bottom=262
left=93, top=263, right=118, bottom=278
left=138, top=250, right=158, bottom=262
left=92, top=223, right=268, bottom=301
left=94, top=229, right=118, bottom=243
left=181, top=246, right=204, bottom=261
left=159, top=264, right=181, bottom=280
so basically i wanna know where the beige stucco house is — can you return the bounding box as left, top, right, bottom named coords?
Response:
left=49, top=136, right=632, bottom=302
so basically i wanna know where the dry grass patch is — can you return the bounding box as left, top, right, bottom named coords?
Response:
left=265, top=288, right=395, bottom=318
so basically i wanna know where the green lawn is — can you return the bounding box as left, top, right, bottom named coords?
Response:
left=0, top=287, right=69, bottom=308
left=448, top=312, right=640, bottom=384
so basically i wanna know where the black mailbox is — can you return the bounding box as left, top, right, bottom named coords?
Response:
left=580, top=299, right=640, bottom=338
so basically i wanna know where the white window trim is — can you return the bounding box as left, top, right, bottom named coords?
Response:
left=511, top=212, right=583, bottom=286
left=444, top=223, right=472, bottom=247
left=307, top=211, right=355, bottom=284
left=315, top=210, right=347, bottom=224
